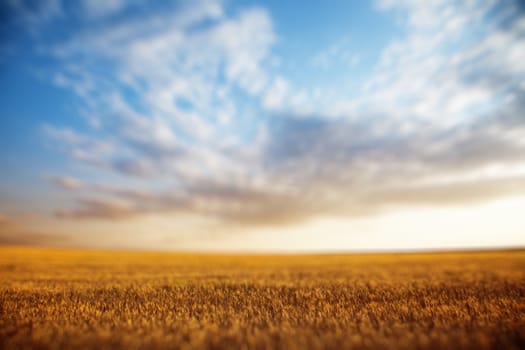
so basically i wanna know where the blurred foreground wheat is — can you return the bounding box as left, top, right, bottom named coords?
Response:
left=1, top=247, right=524, bottom=349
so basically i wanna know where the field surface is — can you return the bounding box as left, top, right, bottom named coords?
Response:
left=1, top=247, right=524, bottom=349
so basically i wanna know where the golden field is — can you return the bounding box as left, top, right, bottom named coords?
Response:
left=0, top=247, right=524, bottom=349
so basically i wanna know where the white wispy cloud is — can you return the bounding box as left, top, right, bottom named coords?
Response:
left=360, top=0, right=523, bottom=127
left=263, top=76, right=290, bottom=110
left=29, top=0, right=525, bottom=226
left=311, top=36, right=360, bottom=69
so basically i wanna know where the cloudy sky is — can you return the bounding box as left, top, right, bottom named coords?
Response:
left=0, top=0, right=524, bottom=251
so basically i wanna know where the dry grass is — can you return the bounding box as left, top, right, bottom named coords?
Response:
left=1, top=247, right=524, bottom=349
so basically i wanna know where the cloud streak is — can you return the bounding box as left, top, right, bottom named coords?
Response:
left=0, top=214, right=11, bottom=227
left=0, top=231, right=75, bottom=247
left=50, top=176, right=85, bottom=190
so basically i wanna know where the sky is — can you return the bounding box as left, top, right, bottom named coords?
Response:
left=0, top=0, right=524, bottom=252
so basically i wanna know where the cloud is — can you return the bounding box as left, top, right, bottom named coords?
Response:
left=50, top=176, right=84, bottom=190
left=81, top=0, right=127, bottom=18
left=0, top=231, right=74, bottom=247
left=43, top=2, right=277, bottom=182
left=0, top=214, right=11, bottom=227
left=30, top=0, right=525, bottom=228
left=263, top=76, right=289, bottom=110
left=43, top=124, right=113, bottom=153
left=311, top=36, right=360, bottom=69
left=3, top=0, right=62, bottom=28
left=54, top=98, right=525, bottom=225
left=358, top=0, right=524, bottom=127
left=56, top=198, right=136, bottom=220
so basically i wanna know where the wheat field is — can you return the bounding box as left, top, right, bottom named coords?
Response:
left=1, top=247, right=524, bottom=349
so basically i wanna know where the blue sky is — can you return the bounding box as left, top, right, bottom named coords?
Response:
left=0, top=0, right=524, bottom=251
